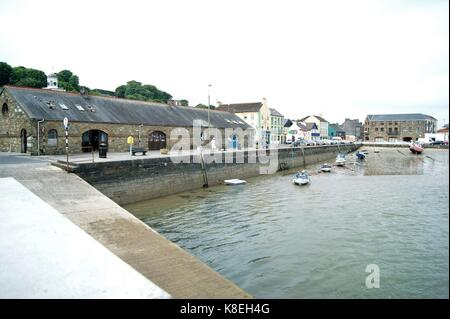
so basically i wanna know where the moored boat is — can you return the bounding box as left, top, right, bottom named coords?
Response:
left=320, top=163, right=332, bottom=172
left=335, top=154, right=346, bottom=166
left=293, top=170, right=311, bottom=185
left=409, top=142, right=424, bottom=154
left=356, top=151, right=366, bottom=160
left=224, top=179, right=246, bottom=185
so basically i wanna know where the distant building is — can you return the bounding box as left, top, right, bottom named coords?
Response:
left=305, top=122, right=320, bottom=140
left=42, top=73, right=65, bottom=92
left=328, top=123, right=345, bottom=139
left=299, top=115, right=329, bottom=139
left=285, top=120, right=307, bottom=143
left=364, top=113, right=437, bottom=142
left=269, top=108, right=285, bottom=144
left=435, top=124, right=449, bottom=142
left=217, top=99, right=271, bottom=144
left=340, top=118, right=363, bottom=141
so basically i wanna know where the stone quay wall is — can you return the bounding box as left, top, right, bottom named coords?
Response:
left=66, top=144, right=360, bottom=205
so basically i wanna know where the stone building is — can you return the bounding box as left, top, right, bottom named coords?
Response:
left=340, top=118, right=363, bottom=141
left=364, top=113, right=437, bottom=142
left=0, top=86, right=253, bottom=155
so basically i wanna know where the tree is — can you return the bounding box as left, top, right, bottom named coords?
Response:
left=195, top=103, right=215, bottom=110
left=114, top=80, right=173, bottom=103
left=10, top=66, right=47, bottom=88
left=115, top=85, right=126, bottom=98
left=57, top=69, right=80, bottom=92
left=0, top=62, right=12, bottom=86
left=180, top=99, right=189, bottom=106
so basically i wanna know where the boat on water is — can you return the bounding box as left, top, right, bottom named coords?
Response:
left=224, top=179, right=247, bottom=185
left=320, top=163, right=332, bottom=172
left=356, top=151, right=366, bottom=160
left=293, top=170, right=310, bottom=185
left=409, top=142, right=424, bottom=154
left=335, top=154, right=346, bottom=166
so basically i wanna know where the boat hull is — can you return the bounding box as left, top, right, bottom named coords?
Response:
left=409, top=145, right=423, bottom=154
left=224, top=179, right=246, bottom=185
left=293, top=178, right=309, bottom=185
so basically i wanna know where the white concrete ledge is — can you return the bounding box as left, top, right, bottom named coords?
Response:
left=0, top=177, right=170, bottom=299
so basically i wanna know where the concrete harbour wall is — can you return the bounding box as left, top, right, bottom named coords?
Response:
left=68, top=144, right=359, bottom=205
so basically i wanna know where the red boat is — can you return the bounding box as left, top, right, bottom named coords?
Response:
left=409, top=142, right=424, bottom=154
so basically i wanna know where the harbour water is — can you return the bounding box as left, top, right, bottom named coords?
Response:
left=125, top=148, right=449, bottom=298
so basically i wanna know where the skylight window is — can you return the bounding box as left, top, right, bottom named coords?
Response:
left=46, top=101, right=56, bottom=109
left=59, top=103, right=69, bottom=110
left=86, top=104, right=96, bottom=112
left=75, top=104, right=85, bottom=111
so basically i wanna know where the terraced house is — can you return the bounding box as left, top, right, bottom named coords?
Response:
left=364, top=113, right=437, bottom=142
left=217, top=98, right=271, bottom=145
left=0, top=86, right=253, bottom=155
left=269, top=108, right=285, bottom=144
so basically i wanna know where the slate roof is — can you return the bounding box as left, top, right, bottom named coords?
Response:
left=269, top=108, right=284, bottom=117
left=283, top=119, right=293, bottom=127
left=3, top=86, right=251, bottom=129
left=306, top=123, right=318, bottom=131
left=366, top=114, right=437, bottom=121
left=216, top=102, right=262, bottom=113
left=299, top=115, right=329, bottom=123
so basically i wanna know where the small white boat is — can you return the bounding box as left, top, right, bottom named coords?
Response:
left=320, top=163, right=332, bottom=172
left=335, top=154, right=346, bottom=166
left=224, top=179, right=247, bottom=185
left=293, top=170, right=310, bottom=185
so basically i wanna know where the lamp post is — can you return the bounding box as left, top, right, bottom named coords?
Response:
left=207, top=84, right=212, bottom=129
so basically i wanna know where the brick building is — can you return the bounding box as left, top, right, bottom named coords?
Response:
left=364, top=113, right=437, bottom=142
left=0, top=86, right=253, bottom=155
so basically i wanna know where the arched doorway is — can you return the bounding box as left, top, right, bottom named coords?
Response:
left=81, top=130, right=108, bottom=152
left=229, top=134, right=238, bottom=149
left=20, top=129, right=27, bottom=153
left=148, top=131, right=166, bottom=150
left=403, top=137, right=412, bottom=142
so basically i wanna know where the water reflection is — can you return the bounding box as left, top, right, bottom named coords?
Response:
left=125, top=148, right=449, bottom=298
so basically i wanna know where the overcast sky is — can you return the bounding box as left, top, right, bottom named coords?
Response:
left=1, top=0, right=448, bottom=126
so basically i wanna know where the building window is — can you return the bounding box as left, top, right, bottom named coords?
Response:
left=47, top=129, right=58, bottom=147
left=2, top=103, right=8, bottom=116
left=375, top=127, right=379, bottom=132
left=381, top=127, right=384, bottom=132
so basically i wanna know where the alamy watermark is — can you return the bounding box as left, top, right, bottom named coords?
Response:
left=365, top=264, right=380, bottom=289
left=168, top=120, right=279, bottom=174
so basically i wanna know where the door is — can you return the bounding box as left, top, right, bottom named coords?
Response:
left=148, top=131, right=166, bottom=150
left=81, top=130, right=108, bottom=152
left=20, top=129, right=27, bottom=153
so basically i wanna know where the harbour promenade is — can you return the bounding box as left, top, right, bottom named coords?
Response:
left=0, top=153, right=251, bottom=298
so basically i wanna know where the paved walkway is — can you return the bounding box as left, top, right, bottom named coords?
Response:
left=0, top=177, right=170, bottom=299
left=0, top=155, right=251, bottom=298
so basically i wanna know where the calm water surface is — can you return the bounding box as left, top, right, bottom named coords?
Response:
left=125, top=148, right=449, bottom=298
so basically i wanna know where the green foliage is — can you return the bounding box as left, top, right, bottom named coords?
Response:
left=10, top=66, right=47, bottom=88
left=0, top=62, right=12, bottom=86
left=180, top=99, right=189, bottom=106
left=114, top=80, right=173, bottom=103
left=57, top=70, right=80, bottom=92
left=90, top=88, right=115, bottom=97
left=195, top=103, right=216, bottom=110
